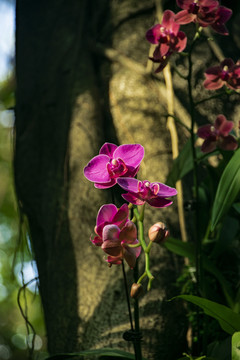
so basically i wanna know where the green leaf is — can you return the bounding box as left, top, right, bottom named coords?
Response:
left=164, top=238, right=234, bottom=307
left=211, top=148, right=240, bottom=231
left=164, top=237, right=195, bottom=260
left=233, top=202, right=240, bottom=215
left=166, top=136, right=215, bottom=187
left=207, top=337, right=231, bottom=360
left=45, top=348, right=147, bottom=360
left=174, top=295, right=240, bottom=335
left=232, top=332, right=240, bottom=360
left=166, top=137, right=194, bottom=187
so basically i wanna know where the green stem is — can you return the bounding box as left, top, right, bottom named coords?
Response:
left=137, top=271, right=147, bottom=284
left=134, top=206, right=154, bottom=290
left=172, top=64, right=188, bottom=80
left=187, top=26, right=203, bottom=354
left=164, top=113, right=191, bottom=132
left=122, top=259, right=134, bottom=331
left=194, top=91, right=227, bottom=106
left=187, top=29, right=202, bottom=293
left=133, top=259, right=142, bottom=360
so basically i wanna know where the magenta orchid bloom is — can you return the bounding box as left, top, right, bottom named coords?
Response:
left=84, top=142, right=144, bottom=189
left=210, top=6, right=233, bottom=35
left=175, top=0, right=232, bottom=35
left=204, top=58, right=240, bottom=90
left=146, top=10, right=187, bottom=72
left=197, top=114, right=238, bottom=153
left=117, top=178, right=177, bottom=208
left=92, top=203, right=141, bottom=268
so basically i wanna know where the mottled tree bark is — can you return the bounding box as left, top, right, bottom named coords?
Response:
left=17, top=0, right=239, bottom=358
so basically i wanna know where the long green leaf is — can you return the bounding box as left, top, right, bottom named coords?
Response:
left=211, top=148, right=240, bottom=230
left=45, top=348, right=147, bottom=360
left=174, top=295, right=240, bottom=335
left=232, top=332, right=240, bottom=360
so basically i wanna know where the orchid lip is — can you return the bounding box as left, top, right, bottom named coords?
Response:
left=107, top=158, right=128, bottom=179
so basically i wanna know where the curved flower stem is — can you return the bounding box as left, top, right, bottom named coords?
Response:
left=133, top=259, right=142, bottom=360
left=172, top=64, right=188, bottom=80
left=137, top=271, right=147, bottom=284
left=194, top=91, right=227, bottom=106
left=133, top=205, right=154, bottom=290
left=164, top=113, right=191, bottom=132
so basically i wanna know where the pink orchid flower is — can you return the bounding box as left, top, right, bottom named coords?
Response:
left=175, top=0, right=232, bottom=35
left=117, top=178, right=177, bottom=208
left=92, top=203, right=141, bottom=268
left=146, top=10, right=187, bottom=72
left=197, top=115, right=238, bottom=153
left=203, top=58, right=240, bottom=90
left=84, top=142, right=144, bottom=189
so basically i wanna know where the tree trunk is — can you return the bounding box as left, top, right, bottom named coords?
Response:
left=15, top=0, right=189, bottom=358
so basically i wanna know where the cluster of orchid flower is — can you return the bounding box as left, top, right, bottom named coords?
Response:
left=84, top=143, right=177, bottom=293
left=146, top=0, right=239, bottom=153
left=83, top=0, right=239, bottom=297
left=146, top=0, right=233, bottom=72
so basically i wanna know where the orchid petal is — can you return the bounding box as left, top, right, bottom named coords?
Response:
left=132, top=240, right=142, bottom=259
left=117, top=177, right=139, bottom=192
left=123, top=247, right=137, bottom=268
left=159, top=43, right=170, bottom=57
left=216, top=6, right=232, bottom=23
left=112, top=203, right=129, bottom=229
left=84, top=154, right=111, bottom=183
left=147, top=197, right=173, bottom=208
left=119, top=221, right=137, bottom=244
left=99, top=142, right=118, bottom=157
left=102, top=225, right=122, bottom=257
left=125, top=165, right=140, bottom=178
left=102, top=240, right=122, bottom=257
left=146, top=24, right=162, bottom=44
left=219, top=121, right=233, bottom=136
left=155, top=57, right=170, bottom=72
left=102, top=224, right=120, bottom=242
left=162, top=10, right=179, bottom=34
left=114, top=144, right=144, bottom=168
left=94, top=178, right=117, bottom=189
left=201, top=137, right=217, bottom=153
left=122, top=193, right=145, bottom=206
left=175, top=10, right=195, bottom=24
left=205, top=66, right=222, bottom=75
left=176, top=0, right=193, bottom=10
left=214, top=114, right=226, bottom=130
left=97, top=204, right=118, bottom=228
left=218, top=136, right=238, bottom=151
left=156, top=183, right=178, bottom=197
left=197, top=124, right=214, bottom=139
left=106, top=256, right=122, bottom=265
left=176, top=31, right=187, bottom=52
left=91, top=235, right=103, bottom=246
left=203, top=77, right=223, bottom=90
left=211, top=23, right=229, bottom=35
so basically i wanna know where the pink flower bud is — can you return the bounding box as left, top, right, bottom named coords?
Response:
left=148, top=222, right=169, bottom=244
left=130, top=283, right=144, bottom=299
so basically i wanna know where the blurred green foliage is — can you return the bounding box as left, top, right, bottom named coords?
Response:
left=0, top=76, right=47, bottom=360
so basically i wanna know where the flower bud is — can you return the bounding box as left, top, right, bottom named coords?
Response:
left=148, top=222, right=169, bottom=244
left=130, top=283, right=144, bottom=299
